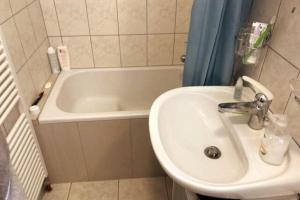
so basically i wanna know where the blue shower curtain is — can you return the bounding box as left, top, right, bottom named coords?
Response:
left=183, top=0, right=253, bottom=86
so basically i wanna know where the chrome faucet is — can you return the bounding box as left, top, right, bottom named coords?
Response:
left=218, top=93, right=270, bottom=130
left=218, top=76, right=274, bottom=130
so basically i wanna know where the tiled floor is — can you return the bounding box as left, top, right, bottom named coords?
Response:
left=42, top=177, right=172, bottom=200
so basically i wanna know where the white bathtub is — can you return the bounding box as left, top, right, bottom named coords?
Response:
left=39, top=66, right=183, bottom=123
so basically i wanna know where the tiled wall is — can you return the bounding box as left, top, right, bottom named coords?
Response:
left=244, top=0, right=300, bottom=142
left=40, top=0, right=193, bottom=68
left=0, top=0, right=52, bottom=107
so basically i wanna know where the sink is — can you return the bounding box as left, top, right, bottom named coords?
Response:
left=149, top=86, right=300, bottom=199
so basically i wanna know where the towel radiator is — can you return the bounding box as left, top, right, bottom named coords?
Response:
left=0, top=30, right=47, bottom=200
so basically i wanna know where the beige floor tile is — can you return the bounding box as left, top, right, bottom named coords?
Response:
left=119, top=177, right=168, bottom=200
left=42, top=183, right=71, bottom=200
left=68, top=180, right=118, bottom=200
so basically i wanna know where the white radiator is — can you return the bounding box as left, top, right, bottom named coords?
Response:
left=0, top=31, right=47, bottom=200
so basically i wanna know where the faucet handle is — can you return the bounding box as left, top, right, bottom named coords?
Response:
left=255, top=93, right=269, bottom=108
left=254, top=93, right=270, bottom=122
left=242, top=76, right=274, bottom=101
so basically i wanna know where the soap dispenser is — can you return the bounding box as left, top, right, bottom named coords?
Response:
left=234, top=77, right=243, bottom=100
left=259, top=114, right=291, bottom=165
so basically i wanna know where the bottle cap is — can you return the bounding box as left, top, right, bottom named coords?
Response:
left=47, top=47, right=55, bottom=54
left=29, top=105, right=40, bottom=119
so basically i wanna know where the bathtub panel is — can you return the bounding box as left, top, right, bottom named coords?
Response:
left=35, top=122, right=66, bottom=183
left=130, top=118, right=165, bottom=177
left=51, top=122, right=88, bottom=182
left=78, top=120, right=132, bottom=180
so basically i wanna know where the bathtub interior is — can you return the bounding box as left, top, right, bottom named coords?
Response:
left=56, top=67, right=183, bottom=114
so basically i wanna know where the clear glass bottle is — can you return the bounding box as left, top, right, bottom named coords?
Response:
left=259, top=114, right=291, bottom=165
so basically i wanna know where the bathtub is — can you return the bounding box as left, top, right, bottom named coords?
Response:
left=37, top=66, right=183, bottom=182
left=39, top=66, right=183, bottom=123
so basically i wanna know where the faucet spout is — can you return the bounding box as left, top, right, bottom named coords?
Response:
left=218, top=102, right=257, bottom=114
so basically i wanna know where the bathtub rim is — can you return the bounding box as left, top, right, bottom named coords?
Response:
left=39, top=65, right=183, bottom=124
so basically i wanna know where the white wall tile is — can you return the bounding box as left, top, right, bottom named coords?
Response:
left=26, top=51, right=48, bottom=92
left=48, top=36, right=63, bottom=48
left=91, top=36, right=121, bottom=68
left=38, top=39, right=52, bottom=78
left=28, top=1, right=47, bottom=45
left=62, top=36, right=94, bottom=68
left=259, top=49, right=298, bottom=113
left=86, top=0, right=118, bottom=35
left=285, top=94, right=300, bottom=144
left=40, top=0, right=61, bottom=36
left=0, top=0, right=12, bottom=24
left=269, top=0, right=300, bottom=69
left=1, top=18, right=26, bottom=71
left=9, top=0, right=27, bottom=14
left=120, top=35, right=146, bottom=67
left=17, top=64, right=37, bottom=107
left=117, top=0, right=146, bottom=34
left=148, top=34, right=174, bottom=66
left=26, top=0, right=35, bottom=6
left=54, top=0, right=89, bottom=36
left=147, top=0, right=176, bottom=34
left=242, top=47, right=268, bottom=81
left=250, top=0, right=281, bottom=23
left=14, top=8, right=38, bottom=58
left=175, top=0, right=193, bottom=33
left=173, top=34, right=187, bottom=65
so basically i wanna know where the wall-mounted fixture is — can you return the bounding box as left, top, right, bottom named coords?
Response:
left=290, top=79, right=300, bottom=104
left=180, top=55, right=186, bottom=63
left=235, top=16, right=276, bottom=65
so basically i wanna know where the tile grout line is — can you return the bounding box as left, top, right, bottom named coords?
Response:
left=283, top=70, right=300, bottom=114
left=257, top=47, right=269, bottom=81
left=75, top=122, right=90, bottom=181
left=267, top=45, right=300, bottom=72
left=61, top=64, right=183, bottom=70
left=27, top=0, right=45, bottom=48
left=172, top=0, right=178, bottom=65
left=128, top=120, right=134, bottom=178
left=118, top=179, right=120, bottom=200
left=52, top=0, right=63, bottom=45
left=66, top=182, right=72, bottom=200
left=27, top=0, right=52, bottom=86
left=164, top=176, right=170, bottom=200
left=8, top=1, right=27, bottom=70
left=283, top=92, right=293, bottom=114
left=146, top=0, right=149, bottom=66
left=2, top=0, right=37, bottom=26
left=83, top=0, right=96, bottom=68
left=39, top=0, right=51, bottom=39
left=16, top=37, right=48, bottom=74
left=50, top=32, right=188, bottom=37
left=116, top=0, right=123, bottom=68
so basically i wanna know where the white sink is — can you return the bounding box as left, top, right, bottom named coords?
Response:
left=149, top=86, right=300, bottom=199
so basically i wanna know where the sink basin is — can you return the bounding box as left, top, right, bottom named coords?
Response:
left=149, top=86, right=300, bottom=199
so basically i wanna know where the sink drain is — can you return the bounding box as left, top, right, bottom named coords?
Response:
left=204, top=146, right=221, bottom=159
